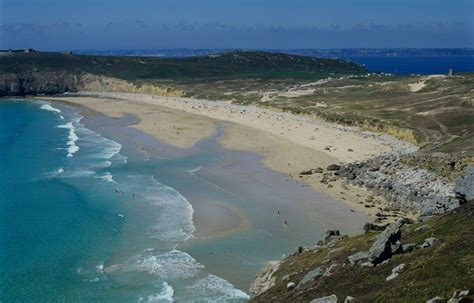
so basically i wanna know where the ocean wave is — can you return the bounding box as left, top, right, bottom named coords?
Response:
left=178, top=274, right=250, bottom=302
left=114, top=249, right=204, bottom=281
left=147, top=181, right=195, bottom=243
left=138, top=282, right=174, bottom=303
left=40, top=103, right=61, bottom=114
left=79, top=127, right=124, bottom=161
left=57, top=122, right=79, bottom=158
left=120, top=174, right=195, bottom=243
left=95, top=172, right=116, bottom=183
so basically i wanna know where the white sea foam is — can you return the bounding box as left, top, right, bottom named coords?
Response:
left=95, top=172, right=116, bottom=183
left=178, top=274, right=250, bottom=302
left=147, top=181, right=195, bottom=242
left=40, top=103, right=62, bottom=114
left=57, top=122, right=79, bottom=158
left=125, top=249, right=203, bottom=280
left=187, top=166, right=203, bottom=174
left=121, top=174, right=195, bottom=242
left=61, top=170, right=96, bottom=178
left=138, top=282, right=174, bottom=303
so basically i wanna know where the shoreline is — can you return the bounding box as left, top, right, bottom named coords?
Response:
left=39, top=93, right=417, bottom=222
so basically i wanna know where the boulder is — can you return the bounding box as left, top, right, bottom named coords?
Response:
left=298, top=266, right=325, bottom=287
left=327, top=164, right=341, bottom=171
left=310, top=294, right=338, bottom=303
left=455, top=166, right=474, bottom=202
left=368, top=219, right=405, bottom=264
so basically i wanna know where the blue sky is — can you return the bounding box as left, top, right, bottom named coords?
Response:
left=1, top=0, right=473, bottom=50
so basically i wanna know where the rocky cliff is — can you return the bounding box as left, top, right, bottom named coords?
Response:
left=0, top=72, right=184, bottom=97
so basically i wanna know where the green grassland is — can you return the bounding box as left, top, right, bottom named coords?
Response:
left=252, top=202, right=474, bottom=303
left=0, top=51, right=366, bottom=81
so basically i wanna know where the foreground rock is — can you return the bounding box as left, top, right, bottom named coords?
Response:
left=368, top=219, right=405, bottom=265
left=249, top=261, right=280, bottom=295
left=455, top=166, right=474, bottom=203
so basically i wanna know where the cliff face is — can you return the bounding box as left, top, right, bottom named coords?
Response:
left=0, top=72, right=184, bottom=97
left=0, top=72, right=80, bottom=96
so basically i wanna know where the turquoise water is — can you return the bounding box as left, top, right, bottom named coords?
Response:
left=0, top=99, right=369, bottom=302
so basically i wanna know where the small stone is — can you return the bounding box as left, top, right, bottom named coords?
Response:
left=286, top=282, right=296, bottom=290
left=421, top=237, right=438, bottom=249
left=310, top=294, right=338, bottom=303
left=426, top=296, right=445, bottom=303
left=360, top=261, right=374, bottom=268
left=386, top=272, right=399, bottom=281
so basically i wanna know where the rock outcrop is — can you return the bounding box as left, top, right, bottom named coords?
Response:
left=0, top=72, right=79, bottom=96
left=249, top=261, right=280, bottom=295
left=336, top=154, right=460, bottom=218
left=368, top=219, right=405, bottom=264
left=0, top=72, right=184, bottom=97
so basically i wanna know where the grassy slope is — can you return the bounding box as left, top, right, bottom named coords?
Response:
left=253, top=202, right=474, bottom=303
left=0, top=51, right=367, bottom=81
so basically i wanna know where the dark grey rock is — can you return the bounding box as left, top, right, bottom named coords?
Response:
left=368, top=219, right=405, bottom=264
left=455, top=166, right=474, bottom=202
left=327, top=164, right=341, bottom=171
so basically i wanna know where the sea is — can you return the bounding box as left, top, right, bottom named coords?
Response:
left=0, top=100, right=247, bottom=302
left=0, top=99, right=368, bottom=302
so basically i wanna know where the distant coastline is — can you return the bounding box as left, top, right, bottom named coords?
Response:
left=70, top=48, right=474, bottom=75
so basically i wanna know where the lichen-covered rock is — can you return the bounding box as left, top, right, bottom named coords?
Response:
left=368, top=219, right=405, bottom=264
left=250, top=261, right=280, bottom=295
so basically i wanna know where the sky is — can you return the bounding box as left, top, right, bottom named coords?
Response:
left=1, top=0, right=473, bottom=50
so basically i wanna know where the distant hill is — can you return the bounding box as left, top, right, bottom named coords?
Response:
left=0, top=50, right=367, bottom=81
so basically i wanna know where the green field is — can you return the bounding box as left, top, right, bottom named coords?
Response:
left=0, top=51, right=366, bottom=80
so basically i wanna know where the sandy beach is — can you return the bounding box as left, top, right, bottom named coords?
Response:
left=40, top=93, right=415, bottom=221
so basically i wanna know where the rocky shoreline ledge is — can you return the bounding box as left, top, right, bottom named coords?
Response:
left=300, top=152, right=472, bottom=222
